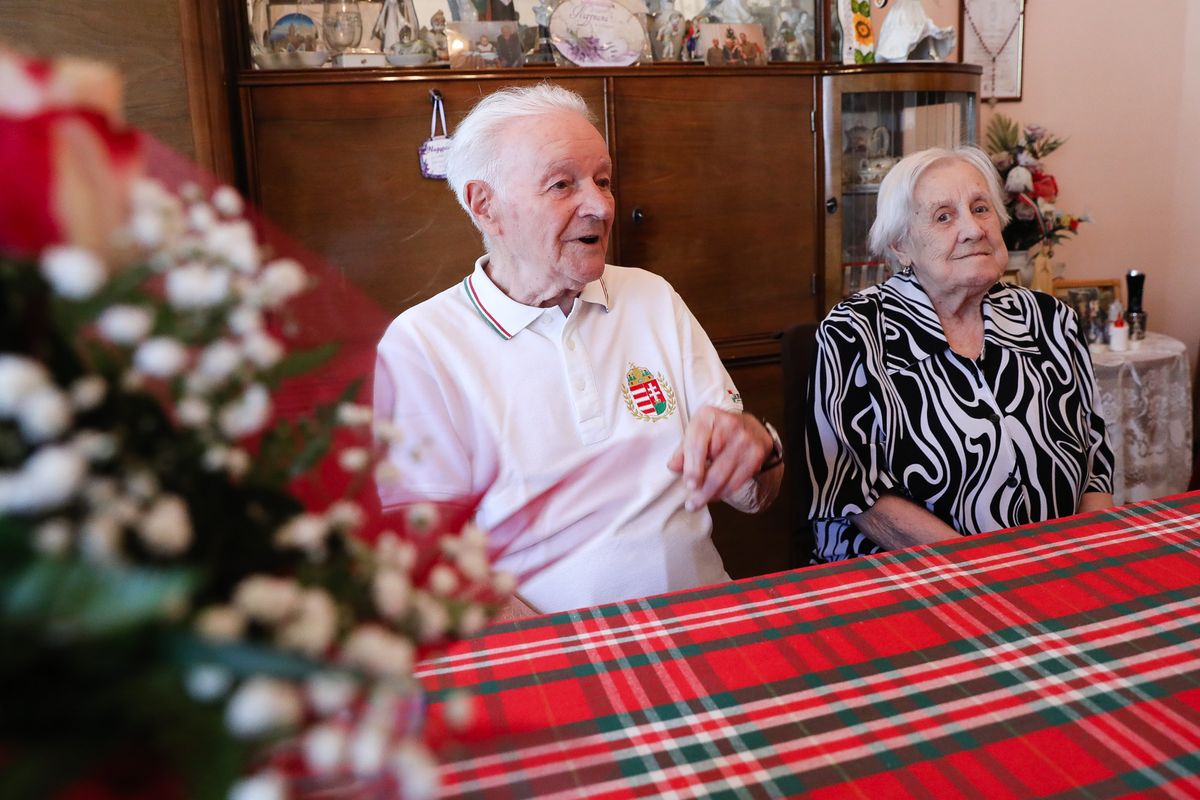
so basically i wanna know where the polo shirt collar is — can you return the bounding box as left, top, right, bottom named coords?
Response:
left=461, top=257, right=610, bottom=340
left=881, top=272, right=1042, bottom=372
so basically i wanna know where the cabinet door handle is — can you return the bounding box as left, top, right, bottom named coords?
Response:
left=631, top=207, right=645, bottom=225
left=825, top=198, right=838, bottom=214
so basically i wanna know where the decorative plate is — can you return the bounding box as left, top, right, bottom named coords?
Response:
left=549, top=0, right=646, bottom=67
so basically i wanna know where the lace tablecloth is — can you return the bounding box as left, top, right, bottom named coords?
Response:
left=1091, top=332, right=1193, bottom=504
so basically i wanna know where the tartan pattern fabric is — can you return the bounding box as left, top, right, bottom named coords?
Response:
left=418, top=493, right=1200, bottom=799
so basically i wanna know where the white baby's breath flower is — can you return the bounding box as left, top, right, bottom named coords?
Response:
left=374, top=461, right=400, bottom=485
left=17, top=384, right=72, bottom=443
left=110, top=495, right=141, bottom=526
left=458, top=604, right=488, bottom=639
left=277, top=588, right=337, bottom=656
left=97, top=304, right=154, bottom=345
left=413, top=592, right=450, bottom=643
left=195, top=604, right=246, bottom=642
left=336, top=403, right=373, bottom=427
left=187, top=202, right=217, bottom=232
left=461, top=522, right=487, bottom=550
left=372, top=569, right=411, bottom=619
left=218, top=383, right=271, bottom=439
left=129, top=209, right=166, bottom=249
left=133, top=336, right=189, bottom=378
left=69, top=375, right=106, bottom=411
left=377, top=533, right=417, bottom=573
left=225, top=677, right=304, bottom=738
left=234, top=575, right=302, bottom=624
left=349, top=723, right=390, bottom=776
left=165, top=262, right=230, bottom=309
left=137, top=494, right=192, bottom=556
left=492, top=571, right=517, bottom=597
left=304, top=723, right=349, bottom=775
left=373, top=419, right=403, bottom=443
left=0, top=355, right=49, bottom=416
left=255, top=258, right=308, bottom=307
left=226, top=447, right=251, bottom=479
left=326, top=500, right=364, bottom=532
left=456, top=549, right=491, bottom=583
left=83, top=476, right=119, bottom=507
left=40, top=245, right=105, bottom=300
left=33, top=517, right=73, bottom=557
left=228, top=771, right=287, bottom=800
left=241, top=330, right=283, bottom=369
left=406, top=503, right=438, bottom=535
left=79, top=512, right=123, bottom=564
left=0, top=445, right=87, bottom=514
left=177, top=395, right=211, bottom=427
left=337, top=447, right=370, bottom=473
left=185, top=664, right=233, bottom=701
left=71, top=430, right=115, bottom=462
left=428, top=564, right=459, bottom=597
left=275, top=513, right=330, bottom=556
left=442, top=689, right=475, bottom=731
left=124, top=469, right=159, bottom=500
left=203, top=445, right=229, bottom=471
left=120, top=370, right=144, bottom=391
left=206, top=220, right=259, bottom=273
left=212, top=185, right=244, bottom=217
left=197, top=339, right=242, bottom=384
left=390, top=740, right=440, bottom=800
left=229, top=305, right=263, bottom=335
left=342, top=625, right=415, bottom=678
left=307, top=671, right=358, bottom=717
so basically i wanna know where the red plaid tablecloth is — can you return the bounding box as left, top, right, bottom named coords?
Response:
left=417, top=492, right=1200, bottom=799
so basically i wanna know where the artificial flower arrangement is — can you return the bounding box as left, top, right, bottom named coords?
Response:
left=0, top=46, right=513, bottom=799
left=985, top=114, right=1088, bottom=255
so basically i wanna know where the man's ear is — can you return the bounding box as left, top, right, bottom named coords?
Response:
left=464, top=180, right=501, bottom=237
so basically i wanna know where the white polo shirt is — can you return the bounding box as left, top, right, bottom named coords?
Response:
left=374, top=258, right=744, bottom=612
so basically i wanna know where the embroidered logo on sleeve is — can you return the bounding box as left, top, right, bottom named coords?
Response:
left=726, top=388, right=743, bottom=407
left=621, top=363, right=677, bottom=421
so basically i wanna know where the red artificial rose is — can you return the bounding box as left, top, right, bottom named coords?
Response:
left=0, top=48, right=141, bottom=259
left=1030, top=172, right=1058, bottom=203
left=1069, top=218, right=1080, bottom=232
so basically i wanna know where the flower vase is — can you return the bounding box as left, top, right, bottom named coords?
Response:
left=1030, top=247, right=1055, bottom=294
left=1008, top=250, right=1033, bottom=287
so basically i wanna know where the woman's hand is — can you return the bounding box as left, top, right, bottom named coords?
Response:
left=851, top=494, right=961, bottom=551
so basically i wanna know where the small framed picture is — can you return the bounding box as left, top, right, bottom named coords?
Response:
left=699, top=23, right=767, bottom=66
left=1053, top=279, right=1121, bottom=346
left=446, top=21, right=525, bottom=69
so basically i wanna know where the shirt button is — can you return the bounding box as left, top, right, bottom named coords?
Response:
left=1005, top=474, right=1019, bottom=488
left=565, top=338, right=576, bottom=351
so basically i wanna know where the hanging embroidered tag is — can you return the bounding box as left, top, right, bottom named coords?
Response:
left=420, top=92, right=450, bottom=180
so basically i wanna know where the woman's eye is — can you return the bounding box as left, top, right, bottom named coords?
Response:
left=936, top=213, right=951, bottom=223
left=596, top=178, right=612, bottom=190
left=550, top=180, right=570, bottom=191
left=974, top=204, right=989, bottom=214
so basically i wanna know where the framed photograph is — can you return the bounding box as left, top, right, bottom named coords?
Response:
left=699, top=23, right=767, bottom=66
left=1054, top=279, right=1121, bottom=346
left=959, top=0, right=1025, bottom=101
left=446, top=21, right=525, bottom=68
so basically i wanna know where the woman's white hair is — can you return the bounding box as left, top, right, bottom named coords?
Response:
left=867, top=145, right=1010, bottom=269
left=445, top=84, right=596, bottom=227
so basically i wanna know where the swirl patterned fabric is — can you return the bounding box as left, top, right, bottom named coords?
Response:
left=803, top=273, right=1114, bottom=563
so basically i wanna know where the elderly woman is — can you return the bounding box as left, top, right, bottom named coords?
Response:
left=803, top=146, right=1114, bottom=562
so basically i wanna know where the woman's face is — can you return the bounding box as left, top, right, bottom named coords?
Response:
left=894, top=159, right=1008, bottom=299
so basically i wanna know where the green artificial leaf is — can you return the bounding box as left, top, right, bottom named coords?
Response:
left=2, top=560, right=196, bottom=638
left=863, top=51, right=875, bottom=63
left=265, top=342, right=339, bottom=385
left=854, top=49, right=865, bottom=64
left=170, top=632, right=328, bottom=681
left=985, top=113, right=1020, bottom=155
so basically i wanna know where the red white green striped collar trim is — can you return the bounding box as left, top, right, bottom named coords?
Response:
left=462, top=259, right=610, bottom=341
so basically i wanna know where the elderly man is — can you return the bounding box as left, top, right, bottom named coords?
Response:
left=374, top=85, right=782, bottom=614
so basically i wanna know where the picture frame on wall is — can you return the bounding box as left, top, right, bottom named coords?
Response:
left=1054, top=279, right=1122, bottom=347
left=959, top=0, right=1025, bottom=101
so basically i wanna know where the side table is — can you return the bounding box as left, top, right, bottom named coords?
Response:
left=1090, top=332, right=1193, bottom=504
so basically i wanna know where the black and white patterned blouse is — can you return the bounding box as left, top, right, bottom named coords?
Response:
left=802, top=273, right=1114, bottom=563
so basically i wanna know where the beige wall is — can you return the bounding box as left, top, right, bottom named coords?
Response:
left=978, top=0, right=1199, bottom=371
left=4, top=0, right=196, bottom=159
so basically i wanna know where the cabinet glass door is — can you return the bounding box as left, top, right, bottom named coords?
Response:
left=823, top=68, right=979, bottom=311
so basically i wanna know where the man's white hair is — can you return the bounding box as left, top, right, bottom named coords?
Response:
left=867, top=145, right=1010, bottom=269
left=445, top=84, right=597, bottom=234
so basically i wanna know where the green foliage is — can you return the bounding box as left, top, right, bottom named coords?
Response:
left=985, top=113, right=1021, bottom=155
